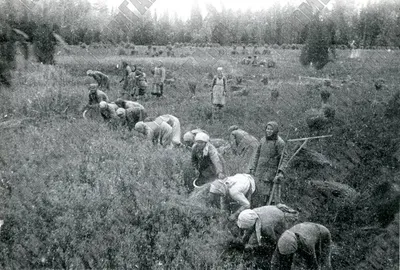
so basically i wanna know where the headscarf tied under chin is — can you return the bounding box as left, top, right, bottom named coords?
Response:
left=266, top=121, right=279, bottom=140
left=277, top=230, right=298, bottom=255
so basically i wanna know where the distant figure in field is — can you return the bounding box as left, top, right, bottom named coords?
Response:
left=191, top=132, right=227, bottom=189
left=134, top=120, right=173, bottom=147
left=271, top=222, right=333, bottom=270
left=119, top=61, right=136, bottom=98
left=209, top=173, right=256, bottom=221
left=115, top=98, right=146, bottom=130
left=251, top=55, right=259, bottom=66
left=154, top=114, right=182, bottom=147
left=152, top=46, right=158, bottom=57
left=133, top=67, right=148, bottom=100
left=241, top=45, right=248, bottom=55
left=249, top=121, right=289, bottom=206
left=229, top=125, right=260, bottom=173
left=237, top=204, right=298, bottom=249
left=88, top=83, right=108, bottom=105
left=86, top=70, right=110, bottom=90
left=151, top=60, right=166, bottom=98
left=211, top=67, right=227, bottom=119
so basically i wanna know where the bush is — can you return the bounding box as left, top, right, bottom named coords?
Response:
left=300, top=17, right=330, bottom=70
left=33, top=24, right=57, bottom=65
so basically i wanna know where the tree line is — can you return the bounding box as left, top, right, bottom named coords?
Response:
left=1, top=0, right=399, bottom=48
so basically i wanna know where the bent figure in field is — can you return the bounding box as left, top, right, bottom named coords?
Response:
left=88, top=83, right=108, bottom=105
left=211, top=67, right=227, bottom=119
left=249, top=121, right=288, bottom=206
left=116, top=108, right=127, bottom=127
left=191, top=132, right=227, bottom=189
left=154, top=114, right=182, bottom=147
left=134, top=120, right=173, bottom=147
left=115, top=98, right=146, bottom=130
left=229, top=125, right=260, bottom=173
left=271, top=222, right=332, bottom=270
left=87, top=70, right=110, bottom=90
left=209, top=173, right=256, bottom=221
left=237, top=204, right=299, bottom=249
left=99, top=101, right=118, bottom=120
left=151, top=60, right=166, bottom=98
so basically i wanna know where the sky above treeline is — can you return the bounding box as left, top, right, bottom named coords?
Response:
left=101, top=0, right=378, bottom=20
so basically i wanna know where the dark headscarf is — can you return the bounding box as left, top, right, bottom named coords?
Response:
left=266, top=121, right=279, bottom=140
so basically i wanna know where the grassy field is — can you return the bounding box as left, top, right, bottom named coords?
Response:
left=0, top=45, right=398, bottom=269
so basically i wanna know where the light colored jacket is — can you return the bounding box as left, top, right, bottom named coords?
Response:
left=155, top=115, right=182, bottom=146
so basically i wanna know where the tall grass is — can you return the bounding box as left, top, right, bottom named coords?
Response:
left=0, top=47, right=398, bottom=269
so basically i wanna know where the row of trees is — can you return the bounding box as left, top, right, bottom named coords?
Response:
left=1, top=0, right=399, bottom=47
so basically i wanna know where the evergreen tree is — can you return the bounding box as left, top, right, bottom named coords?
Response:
left=300, top=15, right=330, bottom=70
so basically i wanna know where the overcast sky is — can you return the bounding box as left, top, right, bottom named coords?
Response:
left=103, top=0, right=373, bottom=20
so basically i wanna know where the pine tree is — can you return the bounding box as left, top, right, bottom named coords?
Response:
left=300, top=15, right=330, bottom=70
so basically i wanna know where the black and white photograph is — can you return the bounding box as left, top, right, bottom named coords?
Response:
left=0, top=0, right=399, bottom=268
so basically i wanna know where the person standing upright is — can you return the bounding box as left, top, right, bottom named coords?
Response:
left=211, top=67, right=227, bottom=120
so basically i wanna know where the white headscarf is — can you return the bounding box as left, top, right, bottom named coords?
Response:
left=237, top=209, right=258, bottom=229
left=134, top=121, right=147, bottom=134
left=99, top=101, right=108, bottom=109
left=195, top=132, right=211, bottom=156
left=183, top=131, right=195, bottom=142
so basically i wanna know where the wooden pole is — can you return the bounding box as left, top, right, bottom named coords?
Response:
left=288, top=134, right=332, bottom=142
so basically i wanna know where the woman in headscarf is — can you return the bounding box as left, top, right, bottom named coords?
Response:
left=151, top=60, right=166, bottom=98
left=119, top=61, right=136, bottom=99
left=211, top=67, right=227, bottom=119
left=229, top=125, right=260, bottom=173
left=99, top=101, right=118, bottom=121
left=237, top=204, right=298, bottom=249
left=134, top=120, right=173, bottom=147
left=191, top=132, right=227, bottom=188
left=209, top=173, right=255, bottom=221
left=271, top=222, right=332, bottom=270
left=154, top=114, right=182, bottom=147
left=87, top=70, right=110, bottom=90
left=249, top=121, right=288, bottom=206
left=115, top=98, right=146, bottom=130
left=88, top=83, right=108, bottom=105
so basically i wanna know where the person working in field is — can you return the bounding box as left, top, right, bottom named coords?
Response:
left=151, top=60, right=166, bottom=98
left=119, top=61, right=136, bottom=99
left=191, top=132, right=227, bottom=189
left=88, top=83, right=108, bottom=105
left=114, top=98, right=146, bottom=130
left=237, top=204, right=298, bottom=249
left=87, top=70, right=110, bottom=90
left=134, top=67, right=148, bottom=100
left=134, top=120, right=173, bottom=147
left=271, top=222, right=333, bottom=270
left=249, top=121, right=289, bottom=206
left=154, top=114, right=182, bottom=147
left=211, top=67, right=227, bottom=119
left=229, top=125, right=260, bottom=173
left=209, top=173, right=256, bottom=221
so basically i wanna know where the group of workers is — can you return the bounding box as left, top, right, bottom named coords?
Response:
left=84, top=62, right=333, bottom=269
